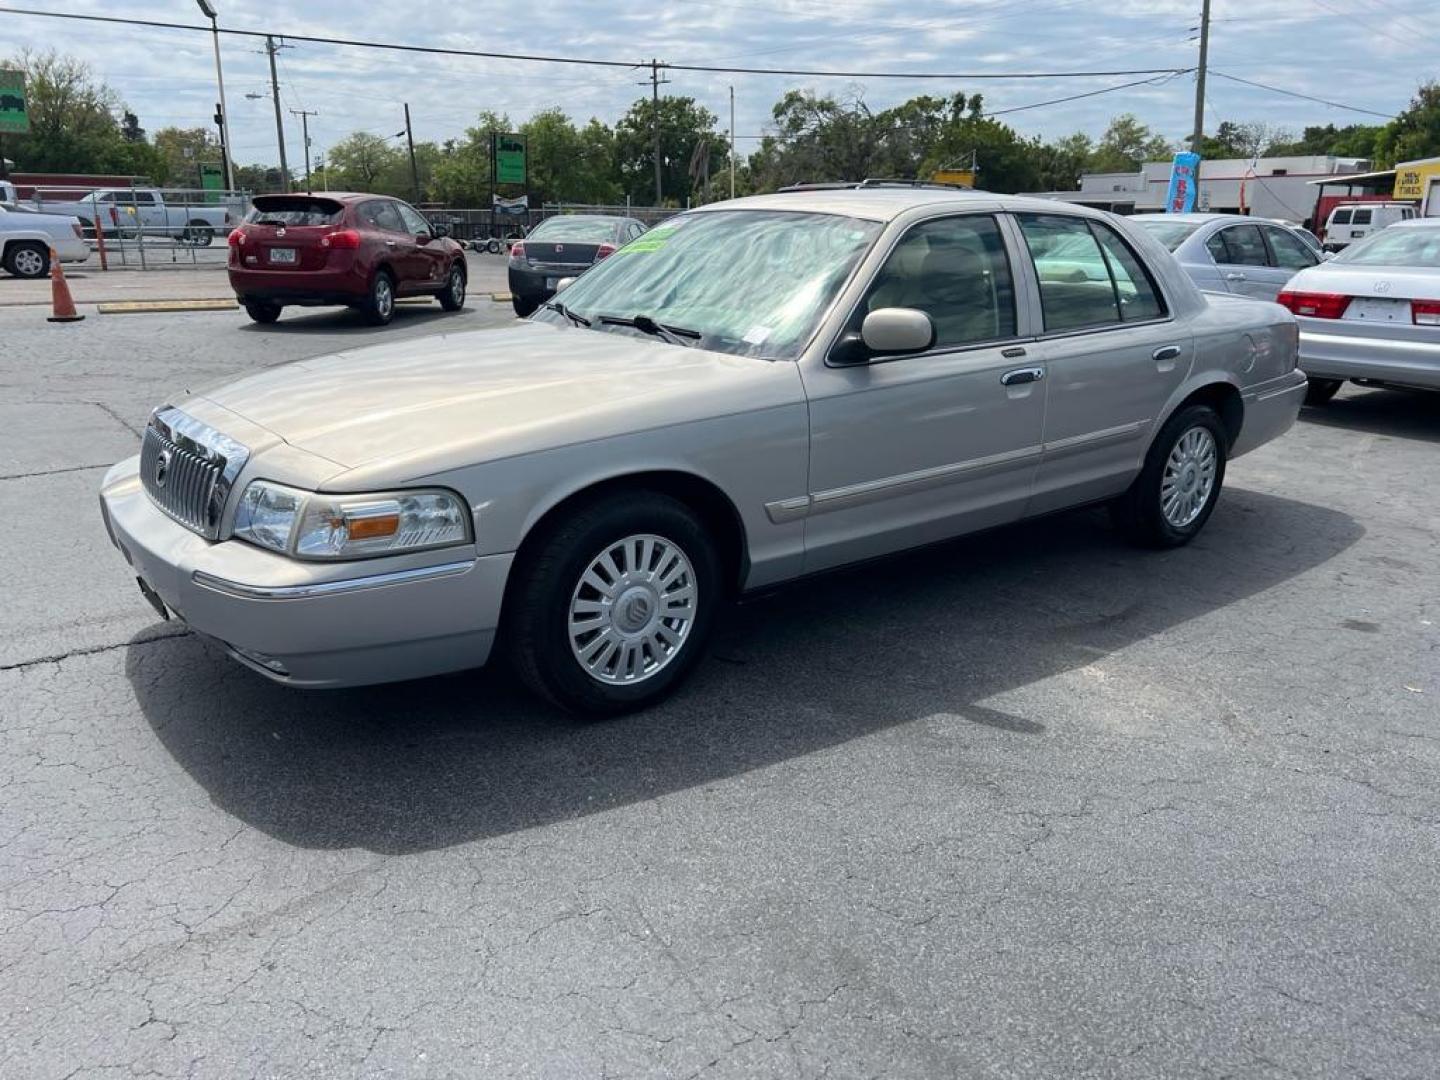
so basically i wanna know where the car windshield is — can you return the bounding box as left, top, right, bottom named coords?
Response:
left=246, top=197, right=343, bottom=226
left=1133, top=218, right=1202, bottom=251
left=1332, top=227, right=1440, bottom=268
left=533, top=209, right=883, bottom=360
left=528, top=216, right=623, bottom=243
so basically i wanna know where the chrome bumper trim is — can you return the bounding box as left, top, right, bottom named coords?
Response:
left=192, top=559, right=475, bottom=601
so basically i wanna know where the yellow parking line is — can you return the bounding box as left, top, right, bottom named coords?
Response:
left=97, top=299, right=238, bottom=314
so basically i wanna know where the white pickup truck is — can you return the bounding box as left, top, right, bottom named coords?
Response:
left=27, top=187, right=237, bottom=246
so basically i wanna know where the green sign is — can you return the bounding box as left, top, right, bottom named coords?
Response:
left=199, top=162, right=224, bottom=203
left=494, top=133, right=526, bottom=186
left=0, top=70, right=28, bottom=135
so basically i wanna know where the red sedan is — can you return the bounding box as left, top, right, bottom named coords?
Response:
left=228, top=192, right=468, bottom=325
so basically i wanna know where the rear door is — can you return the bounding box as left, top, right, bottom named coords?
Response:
left=1206, top=224, right=1277, bottom=299
left=1259, top=224, right=1320, bottom=297
left=358, top=199, right=419, bottom=288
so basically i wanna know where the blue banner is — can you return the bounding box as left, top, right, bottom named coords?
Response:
left=1165, top=152, right=1202, bottom=213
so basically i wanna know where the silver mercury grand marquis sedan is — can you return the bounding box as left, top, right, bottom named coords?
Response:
left=99, top=183, right=1307, bottom=714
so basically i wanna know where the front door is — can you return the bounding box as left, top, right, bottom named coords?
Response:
left=1206, top=223, right=1288, bottom=300
left=395, top=201, right=448, bottom=290
left=798, top=213, right=1046, bottom=574
left=1013, top=212, right=1192, bottom=513
left=359, top=200, right=421, bottom=290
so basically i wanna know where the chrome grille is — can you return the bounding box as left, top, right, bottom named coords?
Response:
left=140, top=407, right=250, bottom=539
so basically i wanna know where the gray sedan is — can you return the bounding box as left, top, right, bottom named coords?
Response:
left=99, top=187, right=1305, bottom=714
left=1133, top=212, right=1322, bottom=302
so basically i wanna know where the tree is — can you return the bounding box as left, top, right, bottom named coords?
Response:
left=151, top=126, right=223, bottom=187
left=1089, top=114, right=1173, bottom=173
left=234, top=163, right=287, bottom=194
left=1198, top=120, right=1291, bottom=161
left=1033, top=132, right=1094, bottom=191
left=614, top=95, right=722, bottom=206
left=1374, top=81, right=1440, bottom=167
left=1266, top=122, right=1382, bottom=160
left=325, top=131, right=405, bottom=193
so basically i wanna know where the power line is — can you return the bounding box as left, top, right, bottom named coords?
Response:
left=0, top=6, right=1186, bottom=80
left=989, top=71, right=1191, bottom=117
left=1209, top=71, right=1396, bottom=120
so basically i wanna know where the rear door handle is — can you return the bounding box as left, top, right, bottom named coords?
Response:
left=1152, top=345, right=1182, bottom=362
left=1001, top=367, right=1045, bottom=386
left=1224, top=271, right=1246, bottom=281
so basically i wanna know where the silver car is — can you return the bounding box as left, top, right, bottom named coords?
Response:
left=1276, top=218, right=1440, bottom=404
left=1132, top=213, right=1323, bottom=302
left=99, top=187, right=1306, bottom=714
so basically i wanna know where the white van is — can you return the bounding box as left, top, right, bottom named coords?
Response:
left=1323, top=202, right=1418, bottom=251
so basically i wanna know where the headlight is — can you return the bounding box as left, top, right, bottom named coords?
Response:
left=232, top=481, right=471, bottom=559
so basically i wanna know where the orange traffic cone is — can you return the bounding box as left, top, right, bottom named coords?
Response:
left=47, top=247, right=84, bottom=323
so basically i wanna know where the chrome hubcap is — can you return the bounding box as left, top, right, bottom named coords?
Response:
left=451, top=270, right=464, bottom=303
left=376, top=279, right=393, bottom=316
left=1161, top=426, right=1217, bottom=528
left=15, top=249, right=44, bottom=276
left=568, top=533, right=697, bottom=685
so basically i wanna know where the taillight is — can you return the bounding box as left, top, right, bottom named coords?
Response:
left=1412, top=300, right=1440, bottom=325
left=508, top=241, right=525, bottom=262
left=227, top=228, right=244, bottom=247
left=595, top=243, right=616, bottom=260
left=1277, top=291, right=1351, bottom=319
left=322, top=228, right=361, bottom=249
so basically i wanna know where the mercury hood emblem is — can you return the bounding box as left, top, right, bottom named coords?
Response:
left=154, top=448, right=171, bottom=488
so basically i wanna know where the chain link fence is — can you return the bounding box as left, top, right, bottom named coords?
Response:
left=424, top=202, right=681, bottom=250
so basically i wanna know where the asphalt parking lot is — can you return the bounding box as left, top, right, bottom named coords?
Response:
left=1, top=296, right=1437, bottom=1078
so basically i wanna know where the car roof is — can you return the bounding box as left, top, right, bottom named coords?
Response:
left=1131, top=212, right=1261, bottom=225
left=694, top=187, right=1093, bottom=223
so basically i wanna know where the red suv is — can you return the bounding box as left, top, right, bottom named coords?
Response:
left=228, top=193, right=468, bottom=325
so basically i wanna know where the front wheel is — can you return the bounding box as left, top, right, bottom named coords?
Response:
left=362, top=270, right=396, bottom=326
left=486, top=238, right=502, bottom=255
left=3, top=241, right=49, bottom=279
left=506, top=493, right=722, bottom=716
left=438, top=262, right=466, bottom=311
left=182, top=222, right=215, bottom=247
left=1303, top=378, right=1343, bottom=406
left=1110, top=404, right=1228, bottom=548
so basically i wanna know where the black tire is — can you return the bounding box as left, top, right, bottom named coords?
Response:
left=486, top=238, right=502, bottom=255
left=438, top=261, right=467, bottom=311
left=362, top=269, right=396, bottom=326
left=1110, top=404, right=1228, bottom=548
left=183, top=222, right=215, bottom=247
left=244, top=301, right=281, bottom=324
left=505, top=492, right=722, bottom=716
left=512, top=294, right=539, bottom=318
left=1303, top=377, right=1343, bottom=406
left=4, top=240, right=50, bottom=279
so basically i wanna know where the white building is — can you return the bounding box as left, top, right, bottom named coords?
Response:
left=1029, top=156, right=1370, bottom=226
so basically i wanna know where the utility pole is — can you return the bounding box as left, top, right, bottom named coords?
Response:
left=729, top=85, right=736, bottom=200
left=403, top=103, right=421, bottom=203
left=640, top=59, right=670, bottom=206
left=1191, top=0, right=1211, bottom=154
left=290, top=108, right=317, bottom=191
left=264, top=35, right=291, bottom=192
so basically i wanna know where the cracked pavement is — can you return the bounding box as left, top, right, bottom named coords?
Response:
left=1, top=294, right=1438, bottom=1078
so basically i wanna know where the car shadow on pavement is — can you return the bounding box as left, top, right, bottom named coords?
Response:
left=1301, top=386, right=1440, bottom=444
left=236, top=305, right=480, bottom=335
left=127, top=487, right=1362, bottom=855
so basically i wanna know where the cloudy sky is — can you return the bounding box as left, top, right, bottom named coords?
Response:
left=3, top=0, right=1432, bottom=176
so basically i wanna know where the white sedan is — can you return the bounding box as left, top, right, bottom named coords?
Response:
left=0, top=202, right=89, bottom=278
left=1277, top=219, right=1440, bottom=404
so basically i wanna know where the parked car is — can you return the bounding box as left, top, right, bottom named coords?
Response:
left=99, top=186, right=1304, bottom=715
left=227, top=192, right=468, bottom=325
left=0, top=202, right=89, bottom=278
left=27, top=187, right=235, bottom=245
left=1133, top=213, right=1321, bottom=302
left=1321, top=202, right=1418, bottom=252
left=508, top=214, right=647, bottom=316
left=1277, top=218, right=1440, bottom=404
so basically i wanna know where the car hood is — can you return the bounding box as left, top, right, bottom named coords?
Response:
left=186, top=320, right=804, bottom=486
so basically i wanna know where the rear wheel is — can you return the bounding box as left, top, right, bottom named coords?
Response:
left=438, top=262, right=466, bottom=311
left=512, top=294, right=539, bottom=318
left=181, top=222, right=215, bottom=246
left=4, top=241, right=49, bottom=279
left=486, top=238, right=502, bottom=255
left=244, top=301, right=281, bottom=324
left=1110, top=404, right=1228, bottom=548
left=1303, top=377, right=1343, bottom=406
left=506, top=493, right=721, bottom=716
left=362, top=270, right=396, bottom=326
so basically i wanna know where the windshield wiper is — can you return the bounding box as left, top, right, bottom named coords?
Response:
left=543, top=299, right=591, bottom=327
left=598, top=313, right=701, bottom=347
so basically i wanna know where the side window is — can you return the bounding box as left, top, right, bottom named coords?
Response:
left=360, top=200, right=405, bottom=233
left=1351, top=209, right=1373, bottom=226
left=854, top=214, right=1016, bottom=349
left=1091, top=223, right=1165, bottom=321
left=395, top=203, right=430, bottom=235
left=1205, top=231, right=1230, bottom=263
left=134, top=191, right=157, bottom=206
left=1017, top=213, right=1120, bottom=331
left=1219, top=225, right=1269, bottom=266
left=1265, top=226, right=1318, bottom=270
left=1331, top=209, right=1352, bottom=226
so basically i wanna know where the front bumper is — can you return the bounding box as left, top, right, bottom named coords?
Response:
left=99, top=456, right=513, bottom=688
left=1232, top=369, right=1307, bottom=459
left=1298, top=326, right=1440, bottom=390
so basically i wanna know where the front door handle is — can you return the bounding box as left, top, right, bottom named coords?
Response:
left=1224, top=271, right=1246, bottom=281
left=385, top=239, right=397, bottom=247
left=1001, top=345, right=1028, bottom=358
left=1152, top=345, right=1182, bottom=362
left=1001, top=367, right=1045, bottom=386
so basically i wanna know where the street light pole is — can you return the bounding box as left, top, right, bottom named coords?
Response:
left=195, top=0, right=234, bottom=190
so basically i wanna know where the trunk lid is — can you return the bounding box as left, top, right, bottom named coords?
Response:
left=242, top=195, right=347, bottom=271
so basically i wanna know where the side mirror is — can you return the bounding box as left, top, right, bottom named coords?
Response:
left=832, top=307, right=935, bottom=365
left=431, top=223, right=450, bottom=238
left=554, top=276, right=577, bottom=294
